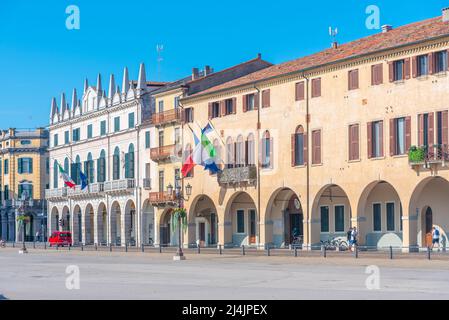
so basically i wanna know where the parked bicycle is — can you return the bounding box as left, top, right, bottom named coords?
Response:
left=321, top=237, right=348, bottom=251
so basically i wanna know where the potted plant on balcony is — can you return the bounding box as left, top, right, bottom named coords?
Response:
left=408, top=145, right=426, bottom=164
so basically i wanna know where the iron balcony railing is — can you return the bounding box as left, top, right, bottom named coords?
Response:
left=67, top=183, right=105, bottom=197
left=150, top=144, right=181, bottom=162
left=409, top=144, right=449, bottom=165
left=45, top=188, right=68, bottom=200
left=104, top=179, right=136, bottom=192
left=149, top=191, right=177, bottom=205
left=217, top=165, right=257, bottom=186
left=151, top=108, right=182, bottom=126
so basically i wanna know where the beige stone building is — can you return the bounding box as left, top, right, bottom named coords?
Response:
left=172, top=10, right=449, bottom=251
left=0, top=128, right=49, bottom=242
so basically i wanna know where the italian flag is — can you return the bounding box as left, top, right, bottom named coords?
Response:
left=58, top=162, right=76, bottom=189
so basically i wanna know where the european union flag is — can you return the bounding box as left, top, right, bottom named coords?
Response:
left=80, top=171, right=88, bottom=190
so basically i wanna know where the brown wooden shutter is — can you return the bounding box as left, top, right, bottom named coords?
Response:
left=291, top=134, right=296, bottom=166
left=378, top=64, right=383, bottom=84
left=371, top=65, right=375, bottom=86
left=390, top=119, right=396, bottom=156
left=232, top=97, right=237, bottom=114
left=262, top=89, right=270, bottom=108
left=428, top=112, right=435, bottom=146
left=220, top=100, right=225, bottom=116
left=412, top=56, right=418, bottom=78
left=208, top=102, right=212, bottom=119
left=404, top=58, right=411, bottom=80
left=312, top=130, right=321, bottom=164
left=312, top=78, right=321, bottom=97
left=367, top=122, right=373, bottom=158
left=418, top=114, right=424, bottom=146
left=295, top=82, right=305, bottom=101
left=254, top=92, right=260, bottom=110
left=379, top=121, right=384, bottom=157
left=405, top=116, right=411, bottom=152
left=388, top=62, right=394, bottom=82
left=354, top=125, right=359, bottom=160
left=428, top=53, right=434, bottom=75
left=242, top=95, right=247, bottom=113
left=303, top=132, right=308, bottom=165
left=191, top=108, right=194, bottom=123
left=442, top=111, right=448, bottom=146
left=350, top=69, right=359, bottom=89
left=447, top=50, right=449, bottom=71
left=348, top=126, right=352, bottom=160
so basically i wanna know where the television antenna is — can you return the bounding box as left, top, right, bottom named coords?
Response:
left=156, top=44, right=164, bottom=81
left=329, top=26, right=338, bottom=47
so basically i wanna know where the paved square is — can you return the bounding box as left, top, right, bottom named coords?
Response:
left=1, top=248, right=449, bottom=300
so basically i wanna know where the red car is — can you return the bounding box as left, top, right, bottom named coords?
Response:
left=49, top=231, right=72, bottom=247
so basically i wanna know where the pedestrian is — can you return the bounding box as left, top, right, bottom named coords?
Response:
left=350, top=227, right=358, bottom=252
left=347, top=227, right=353, bottom=251
left=35, top=231, right=40, bottom=242
left=432, top=227, right=441, bottom=252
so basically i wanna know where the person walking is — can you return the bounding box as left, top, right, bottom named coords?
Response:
left=431, top=227, right=441, bottom=252
left=347, top=227, right=353, bottom=251
left=350, top=227, right=358, bottom=252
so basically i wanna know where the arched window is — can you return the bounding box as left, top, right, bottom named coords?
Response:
left=125, top=144, right=135, bottom=179
left=226, top=137, right=234, bottom=169
left=236, top=135, right=245, bottom=167
left=85, top=153, right=95, bottom=183
left=97, top=150, right=106, bottom=183
left=64, top=158, right=70, bottom=175
left=53, top=160, right=58, bottom=189
left=246, top=133, right=255, bottom=166
left=292, top=125, right=306, bottom=166
left=71, top=155, right=81, bottom=185
left=18, top=181, right=33, bottom=199
left=262, top=130, right=272, bottom=169
left=113, top=147, right=120, bottom=180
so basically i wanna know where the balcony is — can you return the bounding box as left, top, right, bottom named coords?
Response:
left=45, top=188, right=68, bottom=201
left=149, top=191, right=177, bottom=206
left=104, top=179, right=136, bottom=194
left=143, top=178, right=151, bottom=190
left=151, top=108, right=181, bottom=126
left=217, top=166, right=257, bottom=187
left=409, top=145, right=449, bottom=173
left=67, top=183, right=105, bottom=198
left=150, top=144, right=181, bottom=162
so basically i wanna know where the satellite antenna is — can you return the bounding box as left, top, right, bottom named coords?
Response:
left=156, top=44, right=164, bottom=81
left=329, top=26, right=338, bottom=48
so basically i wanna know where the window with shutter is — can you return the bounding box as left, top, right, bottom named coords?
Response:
left=295, top=82, right=305, bottom=101
left=311, top=78, right=321, bottom=98
left=312, top=130, right=321, bottom=164
left=349, top=124, right=359, bottom=161
left=371, top=63, right=383, bottom=85
left=348, top=69, right=359, bottom=90
left=262, top=89, right=270, bottom=108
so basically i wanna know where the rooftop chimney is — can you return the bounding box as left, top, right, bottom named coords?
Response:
left=443, top=7, right=449, bottom=22
left=257, top=53, right=262, bottom=59
left=381, top=25, right=393, bottom=33
left=192, top=68, right=199, bottom=80
left=332, top=41, right=338, bottom=49
left=204, top=65, right=212, bottom=76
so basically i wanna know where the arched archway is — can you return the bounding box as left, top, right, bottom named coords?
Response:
left=124, top=200, right=136, bottom=246
left=265, top=188, right=303, bottom=248
left=110, top=201, right=121, bottom=245
left=312, top=184, right=351, bottom=249
left=61, top=206, right=70, bottom=232
left=409, top=177, right=449, bottom=249
left=50, top=207, right=59, bottom=234
left=188, top=195, right=218, bottom=247
left=97, top=202, right=108, bottom=245
left=224, top=192, right=258, bottom=247
left=357, top=181, right=403, bottom=248
left=84, top=204, right=95, bottom=245
left=72, top=205, right=82, bottom=244
left=159, top=208, right=177, bottom=246
left=142, top=199, right=155, bottom=245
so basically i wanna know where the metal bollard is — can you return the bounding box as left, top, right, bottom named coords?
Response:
left=12, top=242, right=15, bottom=248
left=322, top=245, right=327, bottom=258
left=68, top=245, right=71, bottom=251
left=95, top=244, right=98, bottom=251
left=197, top=245, right=201, bottom=254
left=389, top=246, right=393, bottom=260
left=266, top=246, right=271, bottom=257
left=109, top=244, right=112, bottom=252
left=81, top=244, right=84, bottom=251
left=33, top=241, right=36, bottom=249
left=44, top=242, right=47, bottom=250
left=56, top=244, right=59, bottom=251
left=354, top=246, right=358, bottom=259
left=427, top=246, right=431, bottom=260
left=125, top=243, right=128, bottom=252
left=141, top=244, right=144, bottom=253
left=159, top=246, right=162, bottom=253
left=242, top=245, right=245, bottom=256
left=219, top=244, right=222, bottom=255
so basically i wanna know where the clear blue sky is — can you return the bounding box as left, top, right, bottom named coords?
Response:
left=0, top=0, right=444, bottom=129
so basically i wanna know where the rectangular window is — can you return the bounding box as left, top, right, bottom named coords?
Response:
left=100, top=120, right=107, bottom=136
left=72, top=128, right=80, bottom=142
left=18, top=158, right=33, bottom=174
left=64, top=131, right=70, bottom=144
left=371, top=121, right=383, bottom=158
left=435, top=51, right=448, bottom=73
left=246, top=94, right=255, bottom=111
left=128, top=112, right=135, bottom=129
left=174, top=96, right=179, bottom=109
left=158, top=100, right=164, bottom=113
left=114, top=117, right=120, bottom=132
left=320, top=206, right=329, bottom=232
left=395, top=118, right=406, bottom=155
left=294, top=132, right=304, bottom=166
left=417, top=55, right=429, bottom=77
left=225, top=99, right=234, bottom=115
left=158, top=130, right=164, bottom=147
left=295, top=81, right=305, bottom=101
left=262, top=89, right=270, bottom=108
left=145, top=131, right=151, bottom=149
left=387, top=202, right=395, bottom=232
left=312, top=130, right=321, bottom=165
left=4, top=185, right=9, bottom=200
left=184, top=108, right=194, bottom=123
left=311, top=78, right=321, bottom=98
left=54, top=134, right=59, bottom=147
left=348, top=69, right=359, bottom=90
left=373, top=203, right=382, bottom=232
left=4, top=159, right=9, bottom=175
left=158, top=171, right=164, bottom=192
left=87, top=124, right=93, bottom=139
left=349, top=124, right=360, bottom=161
left=211, top=102, right=220, bottom=118
left=335, top=205, right=345, bottom=232
left=236, top=210, right=245, bottom=233
left=393, top=60, right=404, bottom=81
left=371, top=63, right=383, bottom=85
left=174, top=128, right=181, bottom=145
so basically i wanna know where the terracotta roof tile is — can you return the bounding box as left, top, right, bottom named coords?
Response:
left=189, top=16, right=449, bottom=98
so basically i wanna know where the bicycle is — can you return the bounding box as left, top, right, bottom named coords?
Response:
left=291, top=236, right=303, bottom=248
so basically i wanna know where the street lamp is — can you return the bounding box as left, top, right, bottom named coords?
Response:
left=16, top=191, right=30, bottom=254
left=169, top=178, right=192, bottom=261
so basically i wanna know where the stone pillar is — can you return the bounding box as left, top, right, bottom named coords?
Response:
left=401, top=202, right=418, bottom=252
left=94, top=212, right=100, bottom=245
left=81, top=210, right=88, bottom=245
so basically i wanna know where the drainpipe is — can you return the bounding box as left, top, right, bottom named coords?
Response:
left=304, top=74, right=310, bottom=250
left=253, top=84, right=261, bottom=249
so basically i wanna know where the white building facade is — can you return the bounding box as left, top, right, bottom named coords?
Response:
left=46, top=64, right=160, bottom=247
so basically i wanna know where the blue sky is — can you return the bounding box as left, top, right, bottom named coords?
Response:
left=0, top=0, right=444, bottom=129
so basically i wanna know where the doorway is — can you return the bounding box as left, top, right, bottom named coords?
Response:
left=199, top=222, right=206, bottom=247
left=425, top=207, right=433, bottom=247
left=289, top=213, right=303, bottom=243
left=249, top=209, right=256, bottom=244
